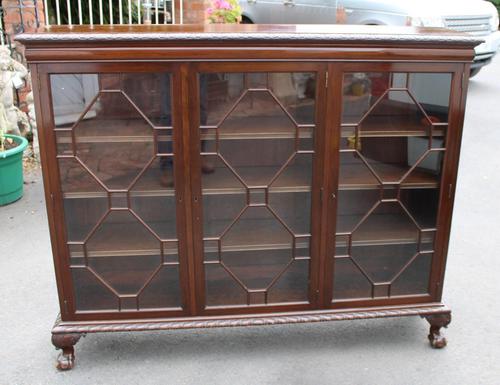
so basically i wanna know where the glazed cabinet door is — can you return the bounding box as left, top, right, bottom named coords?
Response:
left=325, top=63, right=462, bottom=308
left=189, top=63, right=326, bottom=314
left=41, top=64, right=190, bottom=319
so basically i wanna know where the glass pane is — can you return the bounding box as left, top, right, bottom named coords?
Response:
left=269, top=154, right=313, bottom=235
left=205, top=264, right=247, bottom=307
left=407, top=73, right=451, bottom=122
left=51, top=73, right=182, bottom=312
left=87, top=254, right=162, bottom=295
left=267, top=259, right=309, bottom=303
left=341, top=72, right=451, bottom=127
left=72, top=268, right=117, bottom=311
left=51, top=74, right=99, bottom=129
left=203, top=72, right=316, bottom=127
left=333, top=258, right=372, bottom=300
left=391, top=253, right=433, bottom=296
left=58, top=158, right=108, bottom=242
left=139, top=266, right=182, bottom=309
left=200, top=71, right=316, bottom=307
left=333, top=71, right=451, bottom=302
left=130, top=157, right=177, bottom=240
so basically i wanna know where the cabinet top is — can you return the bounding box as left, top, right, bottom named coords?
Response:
left=17, top=24, right=482, bottom=48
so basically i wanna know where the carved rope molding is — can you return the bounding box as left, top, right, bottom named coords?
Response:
left=16, top=32, right=483, bottom=46
left=52, top=306, right=450, bottom=334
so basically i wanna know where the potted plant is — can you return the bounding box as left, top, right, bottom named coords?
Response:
left=206, top=0, right=242, bottom=24
left=0, top=45, right=30, bottom=205
left=0, top=107, right=28, bottom=206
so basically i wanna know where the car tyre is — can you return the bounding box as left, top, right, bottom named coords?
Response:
left=470, top=67, right=482, bottom=78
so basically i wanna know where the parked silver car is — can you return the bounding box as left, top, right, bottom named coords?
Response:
left=241, top=0, right=500, bottom=76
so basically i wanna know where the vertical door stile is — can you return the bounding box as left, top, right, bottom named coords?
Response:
left=179, top=62, right=200, bottom=315
left=320, top=63, right=344, bottom=306
left=305, top=63, right=328, bottom=308
left=189, top=64, right=209, bottom=315
left=35, top=66, right=78, bottom=320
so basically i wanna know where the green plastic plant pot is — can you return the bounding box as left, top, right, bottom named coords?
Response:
left=0, top=134, right=29, bottom=206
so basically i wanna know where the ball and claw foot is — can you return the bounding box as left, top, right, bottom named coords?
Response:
left=428, top=326, right=447, bottom=348
left=56, top=348, right=74, bottom=371
left=52, top=333, right=83, bottom=371
left=424, top=313, right=451, bottom=349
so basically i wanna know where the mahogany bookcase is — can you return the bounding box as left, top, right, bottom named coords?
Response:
left=17, top=24, right=481, bottom=370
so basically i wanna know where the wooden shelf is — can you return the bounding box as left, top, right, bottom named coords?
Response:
left=336, top=213, right=434, bottom=246
left=70, top=218, right=309, bottom=257
left=341, top=97, right=447, bottom=138
left=204, top=218, right=310, bottom=253
left=207, top=212, right=435, bottom=253
left=56, top=113, right=444, bottom=145
left=202, top=164, right=312, bottom=194
left=56, top=116, right=314, bottom=143
left=340, top=162, right=439, bottom=190
left=56, top=118, right=168, bottom=144
left=203, top=115, right=314, bottom=140
left=70, top=211, right=433, bottom=258
left=61, top=160, right=438, bottom=200
left=69, top=221, right=178, bottom=258
left=60, top=164, right=176, bottom=199
left=341, top=126, right=445, bottom=138
left=62, top=164, right=312, bottom=199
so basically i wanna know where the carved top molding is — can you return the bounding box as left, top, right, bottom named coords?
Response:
left=16, top=25, right=483, bottom=48
left=17, top=32, right=482, bottom=46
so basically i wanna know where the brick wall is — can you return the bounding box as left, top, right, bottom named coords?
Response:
left=2, top=1, right=45, bottom=114
left=2, top=0, right=45, bottom=37
left=1, top=0, right=208, bottom=114
left=175, top=0, right=210, bottom=24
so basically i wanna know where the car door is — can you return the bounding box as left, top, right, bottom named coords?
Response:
left=283, top=0, right=338, bottom=24
left=243, top=0, right=285, bottom=23
left=338, top=0, right=403, bottom=25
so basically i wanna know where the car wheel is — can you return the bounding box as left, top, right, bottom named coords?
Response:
left=470, top=67, right=482, bottom=78
left=241, top=16, right=253, bottom=24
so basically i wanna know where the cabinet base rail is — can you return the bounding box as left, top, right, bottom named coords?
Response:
left=51, top=303, right=451, bottom=370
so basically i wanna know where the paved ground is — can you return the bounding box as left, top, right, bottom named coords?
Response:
left=2, top=57, right=500, bottom=385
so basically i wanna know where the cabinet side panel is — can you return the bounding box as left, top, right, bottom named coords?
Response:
left=32, top=66, right=75, bottom=320
left=429, top=64, right=470, bottom=301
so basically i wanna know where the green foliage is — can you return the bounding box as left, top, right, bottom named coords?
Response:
left=488, top=0, right=500, bottom=15
left=47, top=0, right=139, bottom=25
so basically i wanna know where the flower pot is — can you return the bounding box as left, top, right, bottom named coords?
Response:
left=0, top=134, right=28, bottom=205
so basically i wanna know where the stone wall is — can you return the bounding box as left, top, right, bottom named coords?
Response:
left=2, top=0, right=45, bottom=115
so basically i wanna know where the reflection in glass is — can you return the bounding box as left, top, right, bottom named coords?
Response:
left=342, top=72, right=451, bottom=128
left=51, top=72, right=182, bottom=312
left=333, top=71, right=451, bottom=301
left=200, top=72, right=316, bottom=307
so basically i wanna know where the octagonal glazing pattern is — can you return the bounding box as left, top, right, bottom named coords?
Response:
left=199, top=72, right=316, bottom=307
left=333, top=71, right=451, bottom=301
left=51, top=73, right=182, bottom=312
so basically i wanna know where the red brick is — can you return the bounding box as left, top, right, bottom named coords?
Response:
left=1, top=0, right=207, bottom=115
